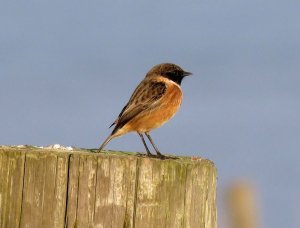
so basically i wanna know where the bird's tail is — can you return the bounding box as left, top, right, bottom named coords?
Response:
left=98, top=134, right=114, bottom=152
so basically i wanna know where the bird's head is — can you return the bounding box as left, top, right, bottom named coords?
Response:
left=146, top=63, right=192, bottom=85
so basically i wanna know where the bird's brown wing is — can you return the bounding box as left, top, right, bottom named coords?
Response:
left=110, top=79, right=167, bottom=134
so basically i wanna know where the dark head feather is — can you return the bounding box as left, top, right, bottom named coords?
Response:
left=146, top=63, right=191, bottom=85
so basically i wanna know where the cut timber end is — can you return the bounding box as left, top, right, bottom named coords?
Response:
left=0, top=146, right=217, bottom=228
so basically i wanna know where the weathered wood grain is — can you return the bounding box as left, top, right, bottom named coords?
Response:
left=0, top=147, right=217, bottom=228
left=19, top=151, right=69, bottom=228
left=0, top=150, right=25, bottom=228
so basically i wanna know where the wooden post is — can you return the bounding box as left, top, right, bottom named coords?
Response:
left=0, top=146, right=217, bottom=228
left=225, top=182, right=261, bottom=228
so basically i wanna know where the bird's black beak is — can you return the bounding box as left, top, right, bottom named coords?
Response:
left=183, top=71, right=192, bottom=77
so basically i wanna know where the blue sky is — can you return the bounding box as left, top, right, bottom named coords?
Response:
left=1, top=1, right=300, bottom=227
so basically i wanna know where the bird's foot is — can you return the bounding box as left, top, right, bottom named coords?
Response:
left=136, top=152, right=152, bottom=158
left=155, top=152, right=166, bottom=159
left=156, top=152, right=178, bottom=160
left=136, top=151, right=177, bottom=160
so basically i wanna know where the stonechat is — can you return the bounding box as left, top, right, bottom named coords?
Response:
left=98, top=63, right=191, bottom=158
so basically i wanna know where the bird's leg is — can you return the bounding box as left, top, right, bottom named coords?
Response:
left=145, top=132, right=164, bottom=158
left=138, top=132, right=153, bottom=156
left=98, top=135, right=114, bottom=152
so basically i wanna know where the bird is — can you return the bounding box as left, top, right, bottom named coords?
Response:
left=98, top=63, right=191, bottom=158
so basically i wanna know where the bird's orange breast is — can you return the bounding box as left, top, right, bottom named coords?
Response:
left=125, top=77, right=183, bottom=133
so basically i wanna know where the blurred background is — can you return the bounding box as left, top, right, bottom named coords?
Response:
left=1, top=1, right=299, bottom=227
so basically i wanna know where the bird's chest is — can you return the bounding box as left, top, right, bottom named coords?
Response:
left=160, top=83, right=182, bottom=118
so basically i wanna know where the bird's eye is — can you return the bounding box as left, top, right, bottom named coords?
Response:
left=166, top=71, right=178, bottom=77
